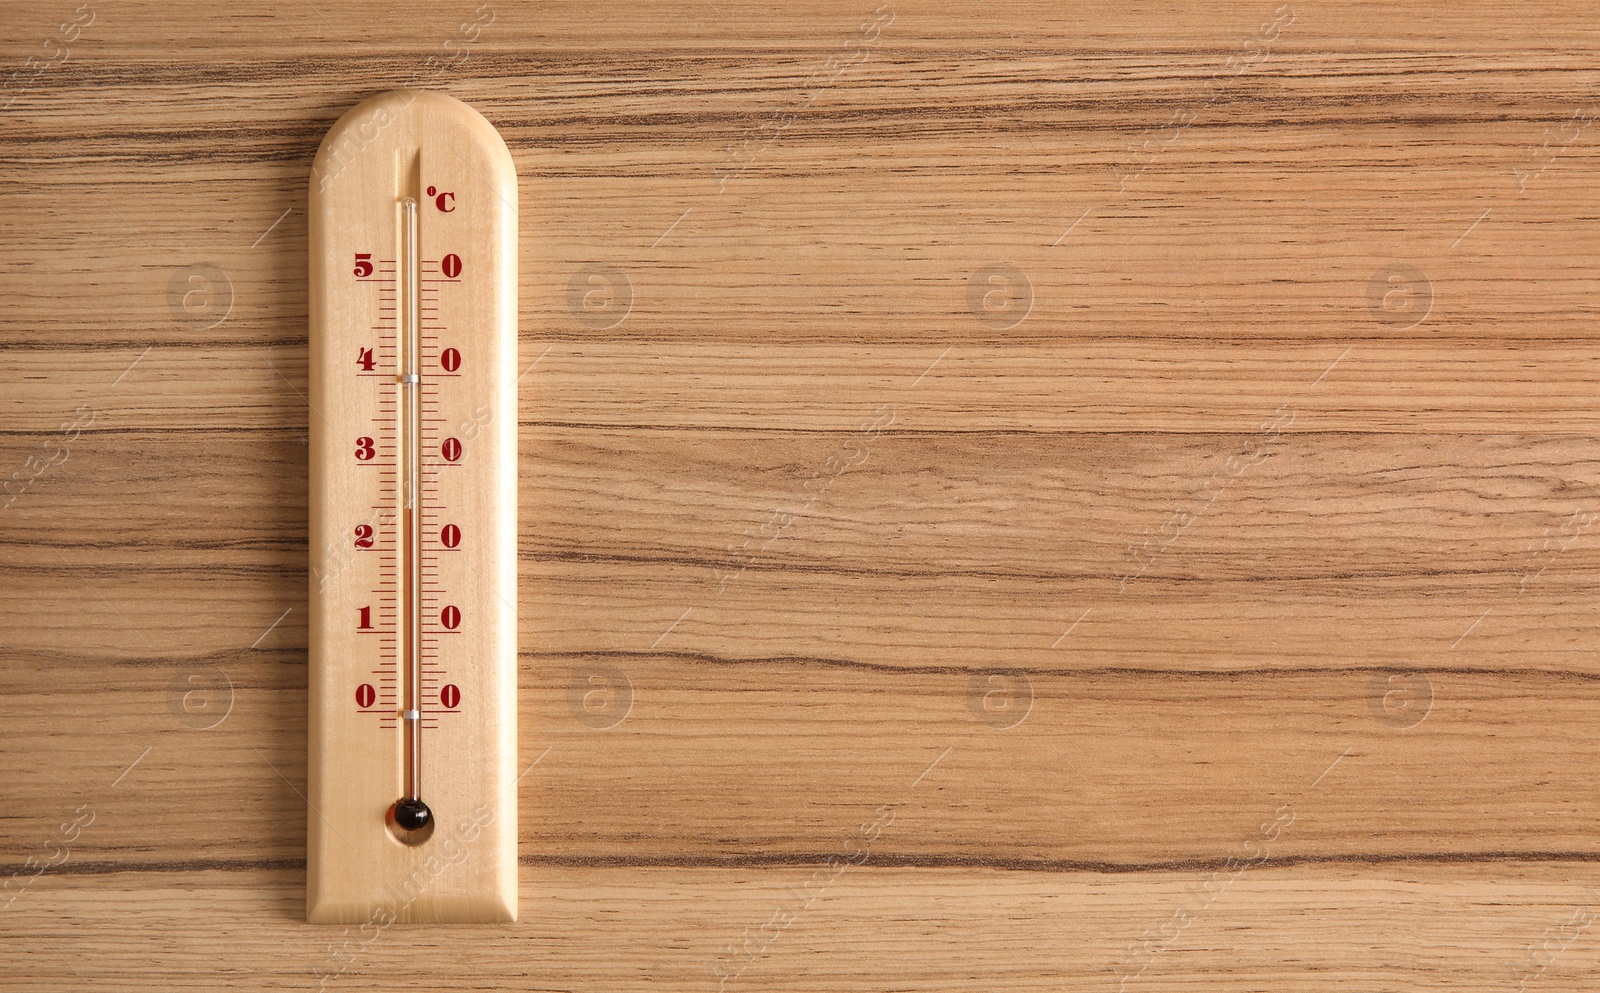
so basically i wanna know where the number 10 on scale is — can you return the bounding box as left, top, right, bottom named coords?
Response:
left=308, top=91, right=517, bottom=923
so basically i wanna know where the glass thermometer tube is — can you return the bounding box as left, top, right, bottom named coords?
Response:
left=393, top=195, right=431, bottom=835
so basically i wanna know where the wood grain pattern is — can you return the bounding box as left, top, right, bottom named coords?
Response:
left=4, top=0, right=1600, bottom=987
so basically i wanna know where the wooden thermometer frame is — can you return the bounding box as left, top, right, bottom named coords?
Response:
left=307, top=90, right=517, bottom=923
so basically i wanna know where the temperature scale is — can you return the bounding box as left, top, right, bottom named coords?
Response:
left=307, top=91, right=517, bottom=923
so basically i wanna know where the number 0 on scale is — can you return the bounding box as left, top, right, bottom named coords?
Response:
left=307, top=91, right=517, bottom=923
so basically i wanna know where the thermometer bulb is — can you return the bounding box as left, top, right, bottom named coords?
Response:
left=392, top=796, right=432, bottom=832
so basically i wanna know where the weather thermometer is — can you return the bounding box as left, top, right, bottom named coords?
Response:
left=307, top=90, right=517, bottom=923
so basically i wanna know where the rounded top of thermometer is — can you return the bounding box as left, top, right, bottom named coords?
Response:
left=311, top=89, right=516, bottom=199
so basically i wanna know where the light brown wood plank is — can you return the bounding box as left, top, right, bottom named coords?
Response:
left=5, top=425, right=1600, bottom=672
left=12, top=345, right=1600, bottom=434
left=6, top=866, right=1600, bottom=991
left=5, top=653, right=1598, bottom=862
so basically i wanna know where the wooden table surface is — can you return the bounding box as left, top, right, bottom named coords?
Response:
left=5, top=1, right=1600, bottom=989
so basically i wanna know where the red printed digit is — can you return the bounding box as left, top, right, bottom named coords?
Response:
left=353, top=253, right=374, bottom=277
left=440, top=605, right=460, bottom=630
left=440, top=523, right=460, bottom=548
left=355, top=437, right=375, bottom=460
left=440, top=347, right=461, bottom=372
left=441, top=254, right=462, bottom=278
left=440, top=684, right=461, bottom=709
left=358, top=606, right=373, bottom=630
left=357, top=346, right=375, bottom=371
left=354, top=524, right=374, bottom=548
left=356, top=684, right=376, bottom=708
left=441, top=438, right=462, bottom=462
